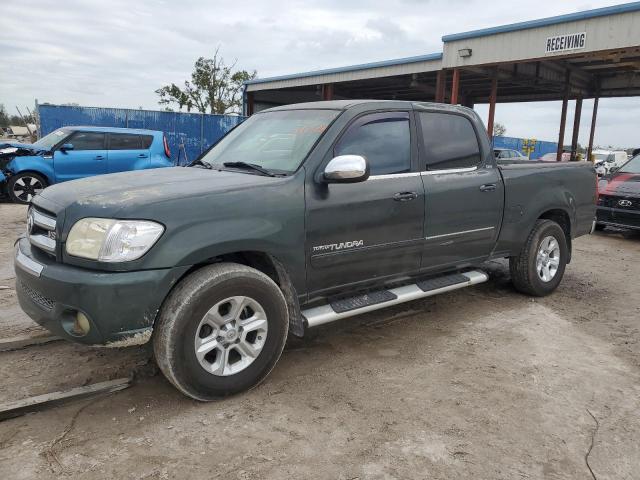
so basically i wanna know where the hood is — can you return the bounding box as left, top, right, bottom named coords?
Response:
left=2, top=140, right=31, bottom=148
left=36, top=166, right=280, bottom=215
left=599, top=172, right=640, bottom=198
left=0, top=143, right=47, bottom=163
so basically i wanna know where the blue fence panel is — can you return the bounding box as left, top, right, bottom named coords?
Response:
left=492, top=135, right=557, bottom=159
left=38, top=104, right=245, bottom=165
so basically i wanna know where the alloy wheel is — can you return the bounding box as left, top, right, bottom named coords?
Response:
left=194, top=296, right=268, bottom=376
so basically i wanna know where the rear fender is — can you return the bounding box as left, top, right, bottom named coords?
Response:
left=147, top=154, right=174, bottom=169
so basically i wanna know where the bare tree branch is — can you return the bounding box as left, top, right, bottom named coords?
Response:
left=155, top=48, right=256, bottom=115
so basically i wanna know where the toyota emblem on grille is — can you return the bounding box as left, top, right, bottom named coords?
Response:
left=618, top=199, right=632, bottom=207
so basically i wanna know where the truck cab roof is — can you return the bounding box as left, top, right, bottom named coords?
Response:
left=262, top=100, right=474, bottom=115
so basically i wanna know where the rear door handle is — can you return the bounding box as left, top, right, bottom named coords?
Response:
left=393, top=191, right=418, bottom=202
left=95, top=155, right=105, bottom=160
left=480, top=183, right=497, bottom=192
left=138, top=154, right=148, bottom=158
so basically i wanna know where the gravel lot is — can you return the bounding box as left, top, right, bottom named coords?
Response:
left=0, top=202, right=639, bottom=479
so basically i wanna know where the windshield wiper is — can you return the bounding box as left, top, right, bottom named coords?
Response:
left=222, top=161, right=278, bottom=177
left=189, top=158, right=212, bottom=169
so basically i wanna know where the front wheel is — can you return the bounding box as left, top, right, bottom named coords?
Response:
left=153, top=263, right=289, bottom=401
left=7, top=172, right=47, bottom=204
left=509, top=219, right=568, bottom=296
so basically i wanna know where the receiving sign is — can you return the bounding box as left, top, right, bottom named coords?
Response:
left=546, top=32, right=586, bottom=54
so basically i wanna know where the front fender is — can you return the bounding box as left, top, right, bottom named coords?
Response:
left=6, top=156, right=55, bottom=184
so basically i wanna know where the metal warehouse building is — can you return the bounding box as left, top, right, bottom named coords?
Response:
left=244, top=2, right=640, bottom=161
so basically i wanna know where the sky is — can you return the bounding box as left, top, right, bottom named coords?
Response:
left=0, top=0, right=638, bottom=148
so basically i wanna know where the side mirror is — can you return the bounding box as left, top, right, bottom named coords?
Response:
left=323, top=155, right=369, bottom=183
left=60, top=143, right=74, bottom=152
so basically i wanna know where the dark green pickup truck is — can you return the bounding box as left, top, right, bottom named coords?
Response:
left=15, top=100, right=596, bottom=400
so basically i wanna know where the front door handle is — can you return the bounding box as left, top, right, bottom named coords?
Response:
left=138, top=154, right=148, bottom=158
left=95, top=155, right=105, bottom=160
left=393, top=191, right=418, bottom=202
left=480, top=183, right=497, bottom=192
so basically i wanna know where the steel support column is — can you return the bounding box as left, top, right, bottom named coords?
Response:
left=556, top=71, right=571, bottom=162
left=587, top=95, right=599, bottom=163
left=246, top=92, right=255, bottom=116
left=435, top=70, right=446, bottom=103
left=570, top=97, right=583, bottom=161
left=322, top=84, right=334, bottom=101
left=450, top=69, right=460, bottom=105
left=487, top=76, right=498, bottom=139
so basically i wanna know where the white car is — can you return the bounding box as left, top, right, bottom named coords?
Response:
left=494, top=148, right=529, bottom=161
left=593, top=150, right=628, bottom=176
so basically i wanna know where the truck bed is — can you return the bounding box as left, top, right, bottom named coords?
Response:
left=494, top=160, right=596, bottom=255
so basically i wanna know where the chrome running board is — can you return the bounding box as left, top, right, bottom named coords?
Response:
left=302, top=270, right=488, bottom=328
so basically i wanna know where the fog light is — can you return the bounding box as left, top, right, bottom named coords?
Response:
left=73, top=311, right=91, bottom=336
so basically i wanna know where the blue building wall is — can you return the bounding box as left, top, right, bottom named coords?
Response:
left=37, top=104, right=245, bottom=165
left=492, top=135, right=557, bottom=159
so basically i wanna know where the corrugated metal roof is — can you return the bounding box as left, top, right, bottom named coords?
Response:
left=442, top=1, right=640, bottom=42
left=245, top=52, right=443, bottom=86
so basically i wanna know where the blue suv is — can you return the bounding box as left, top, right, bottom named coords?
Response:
left=1, top=126, right=173, bottom=204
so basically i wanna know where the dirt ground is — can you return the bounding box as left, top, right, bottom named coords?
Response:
left=0, top=202, right=639, bottom=480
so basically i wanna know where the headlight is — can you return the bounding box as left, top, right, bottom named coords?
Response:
left=66, top=218, right=164, bottom=262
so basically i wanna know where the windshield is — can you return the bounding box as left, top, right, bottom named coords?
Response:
left=200, top=109, right=340, bottom=173
left=33, top=129, right=70, bottom=149
left=619, top=155, right=640, bottom=174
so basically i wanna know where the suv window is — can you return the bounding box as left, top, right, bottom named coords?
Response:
left=141, top=135, right=153, bottom=149
left=335, top=112, right=411, bottom=176
left=418, top=112, right=481, bottom=170
left=110, top=133, right=145, bottom=150
left=68, top=132, right=105, bottom=150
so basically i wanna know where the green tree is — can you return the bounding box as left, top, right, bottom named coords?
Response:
left=0, top=104, right=10, bottom=127
left=156, top=49, right=256, bottom=115
left=494, top=122, right=507, bottom=136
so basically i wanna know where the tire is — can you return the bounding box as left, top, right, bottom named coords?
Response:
left=509, top=219, right=568, bottom=297
left=153, top=263, right=289, bottom=401
left=594, top=223, right=605, bottom=231
left=8, top=172, right=47, bottom=205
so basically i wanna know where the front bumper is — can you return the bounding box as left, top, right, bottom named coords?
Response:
left=14, top=237, right=190, bottom=345
left=596, top=206, right=640, bottom=231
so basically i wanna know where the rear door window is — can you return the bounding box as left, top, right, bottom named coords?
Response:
left=141, top=135, right=153, bottom=149
left=109, top=133, right=143, bottom=150
left=68, top=132, right=106, bottom=150
left=417, top=112, right=481, bottom=170
left=335, top=112, right=411, bottom=176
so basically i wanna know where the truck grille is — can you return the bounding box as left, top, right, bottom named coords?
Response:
left=19, top=280, right=55, bottom=310
left=28, top=207, right=57, bottom=258
left=598, top=195, right=640, bottom=210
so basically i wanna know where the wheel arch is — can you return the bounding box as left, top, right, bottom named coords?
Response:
left=9, top=168, right=53, bottom=186
left=537, top=208, right=572, bottom=262
left=157, top=250, right=304, bottom=337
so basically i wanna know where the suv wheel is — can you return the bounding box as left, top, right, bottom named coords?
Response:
left=8, top=172, right=47, bottom=204
left=509, top=219, right=568, bottom=296
left=153, top=263, right=289, bottom=401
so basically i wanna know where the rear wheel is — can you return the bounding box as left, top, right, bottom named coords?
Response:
left=8, top=172, right=47, bottom=204
left=153, top=263, right=289, bottom=401
left=509, top=219, right=568, bottom=296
